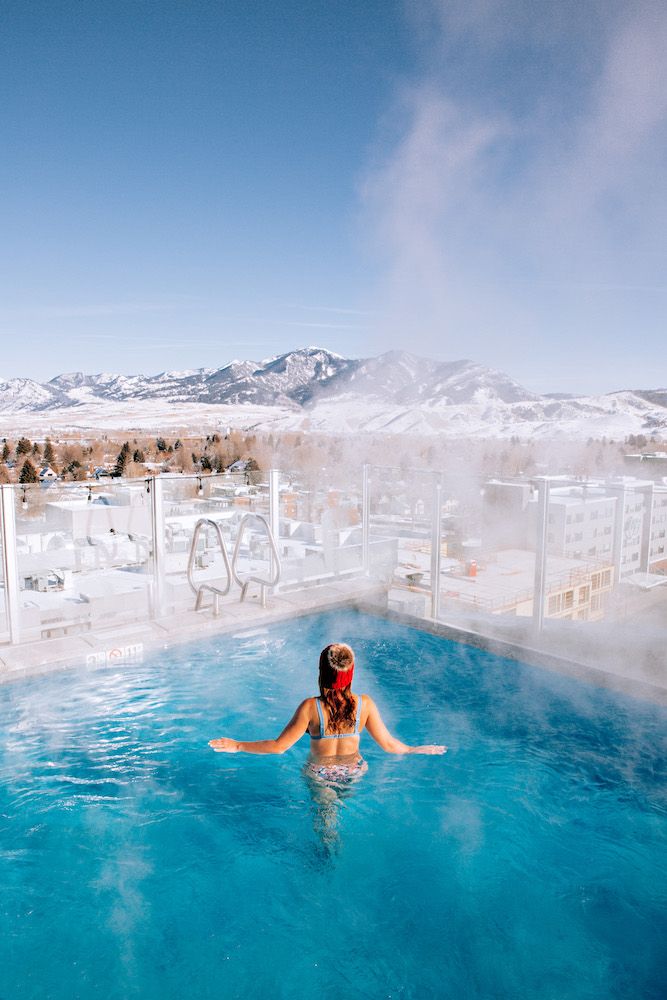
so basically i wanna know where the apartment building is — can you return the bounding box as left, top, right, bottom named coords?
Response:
left=484, top=477, right=667, bottom=581
left=545, top=488, right=616, bottom=564
left=435, top=549, right=614, bottom=622
left=646, top=485, right=667, bottom=572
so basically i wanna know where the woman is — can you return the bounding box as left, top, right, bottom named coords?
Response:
left=208, top=642, right=446, bottom=775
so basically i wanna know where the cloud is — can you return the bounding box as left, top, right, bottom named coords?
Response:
left=535, top=2, right=667, bottom=237
left=287, top=304, right=378, bottom=316
left=1, top=299, right=202, bottom=320
left=288, top=321, right=368, bottom=331
left=359, top=85, right=519, bottom=342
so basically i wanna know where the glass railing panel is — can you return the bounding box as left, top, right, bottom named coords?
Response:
left=430, top=473, right=667, bottom=687
left=430, top=471, right=491, bottom=628
left=0, top=493, right=7, bottom=642
left=276, top=467, right=364, bottom=586
left=14, top=479, right=153, bottom=640
left=370, top=466, right=437, bottom=616
left=536, top=481, right=667, bottom=684
left=432, top=475, right=622, bottom=640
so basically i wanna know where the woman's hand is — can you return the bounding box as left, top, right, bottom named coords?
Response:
left=208, top=738, right=239, bottom=753
left=410, top=745, right=447, bottom=755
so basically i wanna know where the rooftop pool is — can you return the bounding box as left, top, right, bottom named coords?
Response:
left=1, top=610, right=665, bottom=999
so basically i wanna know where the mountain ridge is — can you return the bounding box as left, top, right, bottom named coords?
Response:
left=1, top=347, right=665, bottom=439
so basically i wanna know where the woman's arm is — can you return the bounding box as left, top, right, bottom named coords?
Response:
left=208, top=699, right=312, bottom=755
left=364, top=696, right=446, bottom=755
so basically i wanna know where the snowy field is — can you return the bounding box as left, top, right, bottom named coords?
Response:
left=0, top=391, right=663, bottom=442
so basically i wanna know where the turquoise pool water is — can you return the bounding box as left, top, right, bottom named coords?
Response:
left=1, top=610, right=665, bottom=999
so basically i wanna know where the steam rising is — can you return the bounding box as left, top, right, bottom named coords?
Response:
left=360, top=0, right=667, bottom=393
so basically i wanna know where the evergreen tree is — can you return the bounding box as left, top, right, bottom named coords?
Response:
left=200, top=454, right=212, bottom=471
left=114, top=442, right=132, bottom=477
left=19, top=459, right=38, bottom=484
left=32, top=441, right=42, bottom=457
left=63, top=460, right=85, bottom=481
left=16, top=437, right=32, bottom=456
left=174, top=438, right=182, bottom=450
left=43, top=438, right=56, bottom=465
left=133, top=449, right=145, bottom=464
left=156, top=437, right=168, bottom=452
left=1, top=442, right=10, bottom=462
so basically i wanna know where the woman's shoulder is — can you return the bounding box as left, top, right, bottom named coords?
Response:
left=294, top=697, right=319, bottom=717
left=358, top=693, right=378, bottom=715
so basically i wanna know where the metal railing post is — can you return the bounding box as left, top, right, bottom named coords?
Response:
left=269, top=468, right=280, bottom=588
left=362, top=464, right=370, bottom=574
left=149, top=476, right=165, bottom=618
left=0, top=484, right=21, bottom=644
left=532, top=478, right=550, bottom=634
left=430, top=476, right=442, bottom=619
left=610, top=484, right=627, bottom=584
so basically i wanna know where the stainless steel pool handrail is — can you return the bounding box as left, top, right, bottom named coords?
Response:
left=231, top=512, right=281, bottom=608
left=187, top=518, right=233, bottom=615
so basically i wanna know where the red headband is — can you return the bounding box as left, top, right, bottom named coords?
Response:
left=331, top=665, right=354, bottom=690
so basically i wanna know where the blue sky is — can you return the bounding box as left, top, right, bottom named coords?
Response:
left=1, top=0, right=665, bottom=394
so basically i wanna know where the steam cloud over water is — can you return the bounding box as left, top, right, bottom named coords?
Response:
left=359, top=0, right=667, bottom=394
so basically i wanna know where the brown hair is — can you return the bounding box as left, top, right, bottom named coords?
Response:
left=318, top=643, right=356, bottom=735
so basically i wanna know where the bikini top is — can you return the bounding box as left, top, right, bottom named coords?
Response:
left=311, top=694, right=363, bottom=740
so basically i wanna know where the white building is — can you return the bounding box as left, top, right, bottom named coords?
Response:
left=485, top=477, right=667, bottom=582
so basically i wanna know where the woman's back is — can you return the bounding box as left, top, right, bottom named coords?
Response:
left=308, top=692, right=364, bottom=758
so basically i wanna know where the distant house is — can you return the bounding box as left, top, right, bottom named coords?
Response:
left=39, top=465, right=59, bottom=482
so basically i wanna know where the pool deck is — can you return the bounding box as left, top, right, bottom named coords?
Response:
left=0, top=578, right=388, bottom=683
left=2, top=578, right=665, bottom=706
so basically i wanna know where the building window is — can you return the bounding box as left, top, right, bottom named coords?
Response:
left=591, top=594, right=601, bottom=611
left=548, top=594, right=561, bottom=615
left=564, top=590, right=574, bottom=610
left=602, top=570, right=612, bottom=587
left=579, top=586, right=590, bottom=603
left=592, top=573, right=600, bottom=590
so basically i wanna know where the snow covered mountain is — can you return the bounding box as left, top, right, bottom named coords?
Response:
left=1, top=347, right=665, bottom=440
left=31, top=348, right=542, bottom=409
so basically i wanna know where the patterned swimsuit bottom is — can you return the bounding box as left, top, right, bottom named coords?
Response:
left=305, top=755, right=368, bottom=786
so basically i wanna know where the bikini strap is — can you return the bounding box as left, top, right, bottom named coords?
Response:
left=354, top=693, right=363, bottom=734
left=315, top=697, right=326, bottom=738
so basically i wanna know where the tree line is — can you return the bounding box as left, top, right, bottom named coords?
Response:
left=0, top=431, right=263, bottom=485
